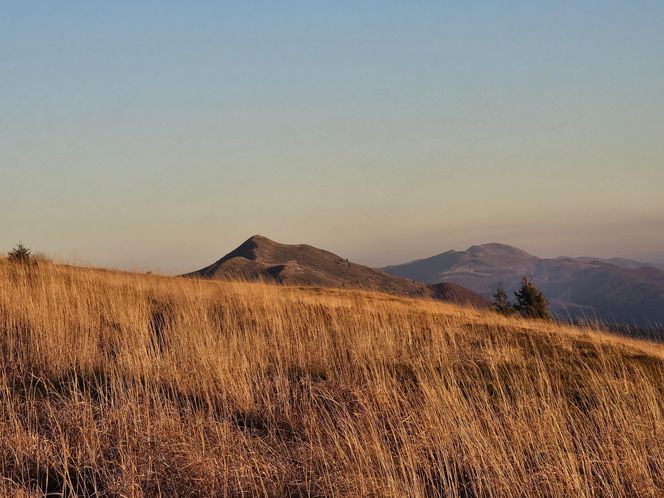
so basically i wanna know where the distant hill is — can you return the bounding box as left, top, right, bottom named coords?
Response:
left=185, top=235, right=489, bottom=308
left=383, top=243, right=664, bottom=328
left=428, top=282, right=490, bottom=309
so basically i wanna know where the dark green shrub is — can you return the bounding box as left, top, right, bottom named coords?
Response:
left=8, top=242, right=32, bottom=263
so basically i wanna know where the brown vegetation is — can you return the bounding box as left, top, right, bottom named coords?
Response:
left=0, top=258, right=663, bottom=496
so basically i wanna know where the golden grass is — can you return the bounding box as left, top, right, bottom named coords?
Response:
left=0, top=259, right=663, bottom=497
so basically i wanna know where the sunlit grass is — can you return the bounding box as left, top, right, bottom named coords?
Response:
left=0, top=259, right=662, bottom=496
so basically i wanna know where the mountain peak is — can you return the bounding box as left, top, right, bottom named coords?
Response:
left=383, top=242, right=664, bottom=327
left=245, top=234, right=274, bottom=244
left=219, top=234, right=275, bottom=262
left=184, top=236, right=489, bottom=308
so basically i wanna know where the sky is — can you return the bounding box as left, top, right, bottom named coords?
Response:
left=1, top=1, right=663, bottom=273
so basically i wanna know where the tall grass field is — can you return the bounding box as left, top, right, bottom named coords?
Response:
left=0, top=259, right=663, bottom=496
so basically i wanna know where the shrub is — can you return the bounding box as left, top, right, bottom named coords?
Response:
left=8, top=242, right=32, bottom=263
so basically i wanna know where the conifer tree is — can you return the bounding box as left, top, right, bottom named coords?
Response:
left=491, top=285, right=513, bottom=315
left=513, top=277, right=551, bottom=319
left=8, top=242, right=32, bottom=263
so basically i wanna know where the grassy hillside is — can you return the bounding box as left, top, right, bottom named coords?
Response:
left=0, top=260, right=663, bottom=497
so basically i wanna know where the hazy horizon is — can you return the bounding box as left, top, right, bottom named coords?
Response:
left=2, top=2, right=663, bottom=273
left=5, top=228, right=664, bottom=276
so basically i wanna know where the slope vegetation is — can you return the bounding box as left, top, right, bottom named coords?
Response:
left=1, top=259, right=663, bottom=496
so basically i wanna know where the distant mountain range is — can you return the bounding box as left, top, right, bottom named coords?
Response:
left=185, top=235, right=489, bottom=309
left=184, top=236, right=664, bottom=329
left=384, top=243, right=664, bottom=328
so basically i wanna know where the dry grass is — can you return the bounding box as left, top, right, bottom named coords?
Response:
left=0, top=259, right=663, bottom=497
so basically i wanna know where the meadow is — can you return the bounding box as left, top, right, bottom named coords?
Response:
left=0, top=259, right=663, bottom=497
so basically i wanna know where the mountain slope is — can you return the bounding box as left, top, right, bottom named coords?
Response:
left=384, top=243, right=664, bottom=327
left=2, top=259, right=664, bottom=496
left=185, top=235, right=490, bottom=308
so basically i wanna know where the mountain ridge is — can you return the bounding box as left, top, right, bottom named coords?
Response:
left=185, top=235, right=490, bottom=309
left=384, top=243, right=664, bottom=327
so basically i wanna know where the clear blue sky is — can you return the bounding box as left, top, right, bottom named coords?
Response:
left=2, top=1, right=663, bottom=272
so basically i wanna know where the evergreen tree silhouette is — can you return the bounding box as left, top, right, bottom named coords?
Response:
left=491, top=285, right=514, bottom=315
left=513, top=277, right=551, bottom=319
left=8, top=242, right=32, bottom=263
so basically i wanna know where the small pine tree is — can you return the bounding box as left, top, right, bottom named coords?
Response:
left=491, top=285, right=513, bottom=315
left=513, top=277, right=551, bottom=319
left=8, top=242, right=32, bottom=263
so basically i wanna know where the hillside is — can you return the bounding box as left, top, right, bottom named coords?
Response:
left=185, top=235, right=489, bottom=308
left=384, top=243, right=664, bottom=328
left=1, top=259, right=663, bottom=496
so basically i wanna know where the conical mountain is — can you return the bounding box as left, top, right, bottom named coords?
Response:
left=185, top=235, right=489, bottom=308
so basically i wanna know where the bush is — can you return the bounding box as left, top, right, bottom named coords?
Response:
left=6, top=243, right=51, bottom=265
left=8, top=242, right=32, bottom=263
